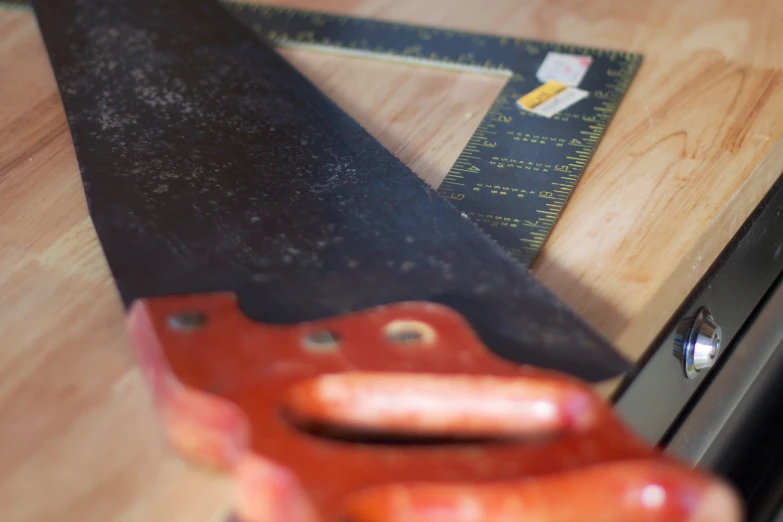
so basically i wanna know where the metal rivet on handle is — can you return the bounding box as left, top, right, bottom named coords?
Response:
left=302, top=330, right=341, bottom=353
left=673, top=307, right=722, bottom=379
left=167, top=310, right=208, bottom=332
left=384, top=320, right=436, bottom=345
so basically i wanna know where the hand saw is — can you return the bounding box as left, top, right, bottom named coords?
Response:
left=30, top=0, right=742, bottom=520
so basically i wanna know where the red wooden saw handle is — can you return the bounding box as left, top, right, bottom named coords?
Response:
left=128, top=292, right=742, bottom=522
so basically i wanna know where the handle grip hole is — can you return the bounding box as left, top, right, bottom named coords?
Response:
left=281, top=412, right=547, bottom=447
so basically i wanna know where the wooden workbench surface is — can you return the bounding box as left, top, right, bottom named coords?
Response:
left=1, top=0, right=782, bottom=520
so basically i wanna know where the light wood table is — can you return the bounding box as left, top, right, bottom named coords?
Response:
left=1, top=0, right=782, bottom=520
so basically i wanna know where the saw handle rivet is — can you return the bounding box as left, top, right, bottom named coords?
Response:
left=302, top=330, right=341, bottom=353
left=167, top=310, right=208, bottom=332
left=384, top=320, right=436, bottom=345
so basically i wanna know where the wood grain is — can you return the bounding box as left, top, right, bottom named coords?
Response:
left=1, top=0, right=782, bottom=520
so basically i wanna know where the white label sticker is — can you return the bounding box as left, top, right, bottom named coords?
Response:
left=536, top=52, right=592, bottom=87
left=517, top=84, right=589, bottom=118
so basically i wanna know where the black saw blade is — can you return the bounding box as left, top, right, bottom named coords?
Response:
left=32, top=0, right=629, bottom=381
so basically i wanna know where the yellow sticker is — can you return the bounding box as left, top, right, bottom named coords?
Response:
left=517, top=80, right=568, bottom=110
left=517, top=81, right=589, bottom=118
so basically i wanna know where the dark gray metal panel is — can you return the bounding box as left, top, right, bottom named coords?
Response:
left=666, top=278, right=783, bottom=466
left=613, top=172, right=783, bottom=443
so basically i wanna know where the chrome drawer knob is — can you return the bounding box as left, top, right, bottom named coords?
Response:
left=673, top=307, right=722, bottom=379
